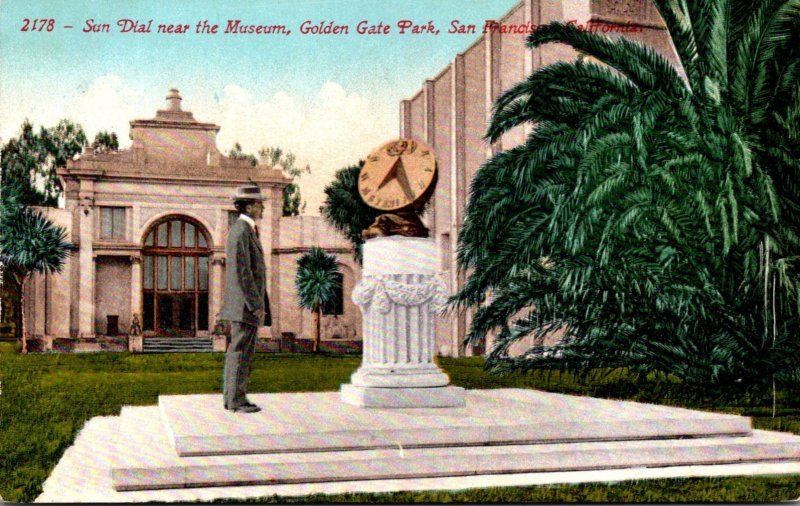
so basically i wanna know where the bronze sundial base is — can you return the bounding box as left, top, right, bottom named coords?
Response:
left=362, top=211, right=429, bottom=239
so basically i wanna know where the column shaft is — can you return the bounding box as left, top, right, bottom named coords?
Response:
left=78, top=205, right=95, bottom=338
left=130, top=256, right=142, bottom=329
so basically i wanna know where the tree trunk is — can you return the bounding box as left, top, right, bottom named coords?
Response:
left=314, top=306, right=321, bottom=353
left=18, top=273, right=29, bottom=354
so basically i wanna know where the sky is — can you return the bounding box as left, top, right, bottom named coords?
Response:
left=0, top=0, right=520, bottom=214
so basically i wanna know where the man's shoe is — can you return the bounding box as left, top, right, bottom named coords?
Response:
left=228, top=403, right=261, bottom=413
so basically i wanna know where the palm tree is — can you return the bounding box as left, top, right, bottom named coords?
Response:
left=320, top=161, right=379, bottom=263
left=451, top=0, right=800, bottom=394
left=295, top=247, right=342, bottom=353
left=0, top=194, right=72, bottom=353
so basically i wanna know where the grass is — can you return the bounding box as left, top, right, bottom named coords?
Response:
left=0, top=351, right=798, bottom=502
left=209, top=476, right=800, bottom=503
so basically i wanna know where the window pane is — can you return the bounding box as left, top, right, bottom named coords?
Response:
left=113, top=208, right=126, bottom=238
left=143, top=293, right=154, bottom=331
left=171, top=256, right=181, bottom=290
left=157, top=256, right=167, bottom=290
left=185, top=256, right=195, bottom=289
left=143, top=256, right=153, bottom=289
left=170, top=220, right=182, bottom=247
left=185, top=223, right=196, bottom=247
left=198, top=293, right=209, bottom=331
left=198, top=257, right=208, bottom=290
left=198, top=233, right=207, bottom=248
left=145, top=231, right=154, bottom=247
left=179, top=296, right=194, bottom=331
left=157, top=223, right=168, bottom=247
left=101, top=208, right=112, bottom=239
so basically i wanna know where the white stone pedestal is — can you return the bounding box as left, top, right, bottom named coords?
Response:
left=341, top=236, right=465, bottom=408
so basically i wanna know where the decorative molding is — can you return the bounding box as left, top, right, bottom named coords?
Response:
left=138, top=208, right=218, bottom=240
left=352, top=273, right=448, bottom=314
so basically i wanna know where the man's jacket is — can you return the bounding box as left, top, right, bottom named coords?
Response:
left=220, top=218, right=271, bottom=327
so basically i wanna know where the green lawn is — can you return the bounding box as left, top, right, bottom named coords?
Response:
left=0, top=351, right=798, bottom=502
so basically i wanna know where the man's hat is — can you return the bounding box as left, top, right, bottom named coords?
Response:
left=233, top=184, right=266, bottom=202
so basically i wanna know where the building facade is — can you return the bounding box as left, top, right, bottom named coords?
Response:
left=17, top=89, right=361, bottom=350
left=401, top=0, right=679, bottom=356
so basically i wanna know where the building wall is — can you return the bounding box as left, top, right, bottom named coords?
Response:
left=400, top=0, right=677, bottom=356
left=95, top=257, right=131, bottom=335
left=497, top=3, right=527, bottom=150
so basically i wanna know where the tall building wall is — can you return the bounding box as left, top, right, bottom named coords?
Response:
left=401, top=0, right=677, bottom=357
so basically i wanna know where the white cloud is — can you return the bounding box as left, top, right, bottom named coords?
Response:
left=0, top=74, right=156, bottom=147
left=200, top=81, right=396, bottom=215
left=1, top=75, right=397, bottom=215
left=69, top=75, right=155, bottom=144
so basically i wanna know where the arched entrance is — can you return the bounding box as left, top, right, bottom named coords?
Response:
left=141, top=216, right=210, bottom=336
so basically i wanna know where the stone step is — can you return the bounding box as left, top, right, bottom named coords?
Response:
left=111, top=403, right=800, bottom=492
left=143, top=347, right=212, bottom=353
left=145, top=338, right=213, bottom=343
left=143, top=337, right=213, bottom=353
left=158, top=390, right=752, bottom=457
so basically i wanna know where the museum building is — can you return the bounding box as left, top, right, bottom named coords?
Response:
left=10, top=89, right=362, bottom=352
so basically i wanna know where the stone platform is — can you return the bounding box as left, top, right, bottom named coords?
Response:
left=97, top=389, right=800, bottom=493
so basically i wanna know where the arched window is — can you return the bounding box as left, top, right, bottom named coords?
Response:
left=141, top=216, right=211, bottom=335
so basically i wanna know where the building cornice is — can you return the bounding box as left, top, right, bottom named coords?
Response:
left=59, top=168, right=290, bottom=187
left=129, top=119, right=221, bottom=132
left=272, top=247, right=353, bottom=255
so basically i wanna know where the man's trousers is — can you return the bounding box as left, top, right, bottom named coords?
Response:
left=223, top=321, right=257, bottom=409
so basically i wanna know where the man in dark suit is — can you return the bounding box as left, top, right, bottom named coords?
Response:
left=220, top=184, right=271, bottom=413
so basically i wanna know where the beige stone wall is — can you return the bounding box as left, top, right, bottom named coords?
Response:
left=409, top=92, right=425, bottom=146
left=94, top=257, right=131, bottom=335
left=463, top=40, right=487, bottom=193
left=400, top=0, right=677, bottom=356
left=497, top=4, right=527, bottom=150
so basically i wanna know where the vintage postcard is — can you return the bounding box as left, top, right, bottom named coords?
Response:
left=1, top=0, right=798, bottom=503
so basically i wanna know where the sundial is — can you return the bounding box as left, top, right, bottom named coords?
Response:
left=358, top=138, right=437, bottom=239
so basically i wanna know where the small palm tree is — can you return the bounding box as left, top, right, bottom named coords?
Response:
left=295, top=247, right=341, bottom=353
left=0, top=196, right=72, bottom=353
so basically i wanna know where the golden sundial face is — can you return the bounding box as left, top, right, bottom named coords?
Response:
left=358, top=139, right=436, bottom=212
